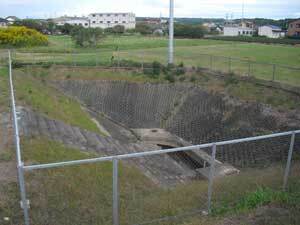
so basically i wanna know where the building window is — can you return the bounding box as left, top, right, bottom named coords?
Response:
left=100, top=21, right=103, bottom=23
left=297, top=24, right=300, bottom=28
left=246, top=31, right=249, bottom=34
left=115, top=21, right=118, bottom=23
left=99, top=14, right=103, bottom=17
left=122, top=21, right=126, bottom=24
left=85, top=23, right=88, bottom=26
left=238, top=31, right=241, bottom=35
left=92, top=21, right=96, bottom=24
left=123, top=14, right=126, bottom=17
left=243, top=31, right=245, bottom=35
left=290, top=24, right=293, bottom=28
left=107, top=14, right=110, bottom=16
left=107, top=21, right=111, bottom=24
left=92, top=14, right=95, bottom=17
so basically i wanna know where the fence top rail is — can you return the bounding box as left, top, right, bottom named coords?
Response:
left=10, top=49, right=300, bottom=71
left=22, top=130, right=300, bottom=172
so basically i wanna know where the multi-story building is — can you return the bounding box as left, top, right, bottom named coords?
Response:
left=224, top=20, right=255, bottom=36
left=287, top=19, right=300, bottom=37
left=89, top=13, right=135, bottom=29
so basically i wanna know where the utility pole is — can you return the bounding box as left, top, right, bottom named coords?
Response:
left=168, top=0, right=174, bottom=65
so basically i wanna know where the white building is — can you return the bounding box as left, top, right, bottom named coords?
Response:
left=5, top=16, right=19, bottom=25
left=89, top=13, right=135, bottom=29
left=224, top=21, right=255, bottom=36
left=54, top=17, right=90, bottom=28
left=65, top=18, right=90, bottom=28
left=258, top=25, right=285, bottom=38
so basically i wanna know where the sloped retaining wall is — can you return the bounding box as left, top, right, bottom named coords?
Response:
left=53, top=80, right=300, bottom=168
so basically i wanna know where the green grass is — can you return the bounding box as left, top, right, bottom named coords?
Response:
left=27, top=65, right=300, bottom=111
left=13, top=68, right=102, bottom=134
left=12, top=35, right=300, bottom=86
left=20, top=138, right=300, bottom=225
left=1, top=137, right=300, bottom=225
left=16, top=35, right=232, bottom=53
left=192, top=72, right=300, bottom=110
left=28, top=65, right=163, bottom=83
left=0, top=67, right=9, bottom=112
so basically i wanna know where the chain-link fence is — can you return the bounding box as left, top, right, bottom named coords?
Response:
left=18, top=131, right=299, bottom=225
left=6, top=49, right=300, bottom=225
left=10, top=49, right=300, bottom=87
left=0, top=50, right=8, bottom=66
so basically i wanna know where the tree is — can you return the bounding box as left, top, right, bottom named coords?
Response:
left=136, top=23, right=153, bottom=35
left=58, top=23, right=74, bottom=35
left=104, top=25, right=125, bottom=34
left=174, top=23, right=206, bottom=38
left=13, top=19, right=46, bottom=33
left=71, top=27, right=104, bottom=47
left=113, top=25, right=125, bottom=34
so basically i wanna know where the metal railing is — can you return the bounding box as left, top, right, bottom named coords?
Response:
left=11, top=50, right=300, bottom=87
left=7, top=50, right=300, bottom=225
left=8, top=50, right=30, bottom=225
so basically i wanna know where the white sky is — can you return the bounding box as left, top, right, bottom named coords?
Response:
left=1, top=0, right=300, bottom=19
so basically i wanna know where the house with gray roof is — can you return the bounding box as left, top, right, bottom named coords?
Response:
left=258, top=25, right=285, bottom=38
left=0, top=18, right=8, bottom=27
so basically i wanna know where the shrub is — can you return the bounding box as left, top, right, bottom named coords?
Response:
left=174, top=23, right=206, bottom=38
left=206, top=36, right=300, bottom=45
left=165, top=74, right=175, bottom=83
left=136, top=23, right=153, bottom=35
left=0, top=26, right=48, bottom=47
left=71, top=27, right=104, bottom=47
left=152, top=61, right=161, bottom=76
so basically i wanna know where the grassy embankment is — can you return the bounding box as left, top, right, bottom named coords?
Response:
left=12, top=67, right=101, bottom=134
left=25, top=65, right=300, bottom=111
left=0, top=137, right=298, bottom=225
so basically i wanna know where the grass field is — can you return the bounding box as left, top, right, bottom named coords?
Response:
left=1, top=137, right=297, bottom=225
left=11, top=35, right=300, bottom=86
left=1, top=35, right=300, bottom=225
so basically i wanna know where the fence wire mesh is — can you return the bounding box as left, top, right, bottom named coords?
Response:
left=25, top=161, right=113, bottom=225
left=10, top=50, right=300, bottom=87
left=20, top=133, right=300, bottom=225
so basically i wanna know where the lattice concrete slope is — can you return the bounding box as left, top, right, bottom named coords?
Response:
left=54, top=80, right=300, bottom=168
left=19, top=107, right=195, bottom=186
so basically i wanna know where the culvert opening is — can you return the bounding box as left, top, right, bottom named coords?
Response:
left=158, top=144, right=206, bottom=170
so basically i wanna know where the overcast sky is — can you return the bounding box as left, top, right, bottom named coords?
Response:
left=1, top=0, right=300, bottom=19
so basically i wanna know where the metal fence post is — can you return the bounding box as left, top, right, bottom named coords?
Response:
left=141, top=51, right=144, bottom=71
left=228, top=57, right=232, bottom=73
left=207, top=143, right=217, bottom=214
left=272, top=64, right=276, bottom=81
left=8, top=50, right=30, bottom=225
left=113, top=159, right=119, bottom=225
left=248, top=61, right=251, bottom=76
left=283, top=132, right=296, bottom=191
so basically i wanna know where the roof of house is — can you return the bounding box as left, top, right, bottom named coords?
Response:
left=0, top=18, right=8, bottom=23
left=262, top=25, right=282, bottom=30
left=6, top=16, right=19, bottom=20
left=289, top=18, right=300, bottom=24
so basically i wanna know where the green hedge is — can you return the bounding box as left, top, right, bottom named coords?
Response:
left=206, top=36, right=300, bottom=45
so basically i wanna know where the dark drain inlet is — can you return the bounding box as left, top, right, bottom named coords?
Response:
left=158, top=145, right=205, bottom=170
